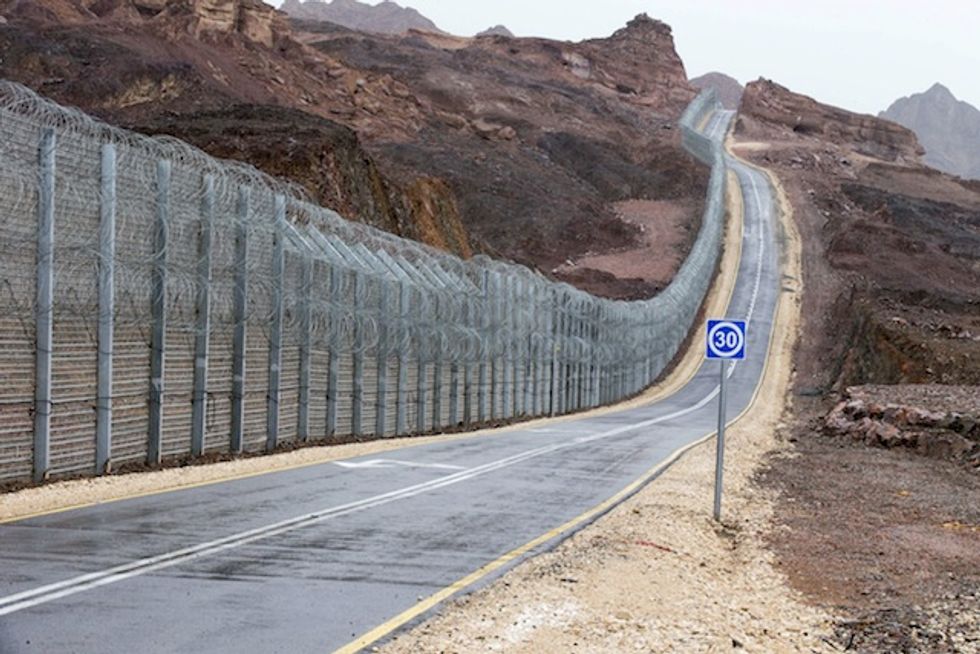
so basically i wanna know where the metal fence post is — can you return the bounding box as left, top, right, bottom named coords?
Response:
left=595, top=307, right=603, bottom=406
left=147, top=158, right=170, bottom=466
left=297, top=255, right=313, bottom=441
left=462, top=292, right=473, bottom=426
left=326, top=265, right=341, bottom=437
left=580, top=304, right=590, bottom=408
left=415, top=288, right=427, bottom=434
left=375, top=280, right=389, bottom=436
left=33, top=128, right=56, bottom=483
left=449, top=294, right=460, bottom=426
left=559, top=292, right=570, bottom=415
left=548, top=288, right=559, bottom=417
left=230, top=186, right=249, bottom=454
left=431, top=292, right=443, bottom=430
left=502, top=275, right=513, bottom=420
left=529, top=312, right=538, bottom=417
left=571, top=299, right=581, bottom=411
left=395, top=280, right=410, bottom=435
left=575, top=299, right=589, bottom=409
left=190, top=174, right=214, bottom=457
left=265, top=195, right=285, bottom=451
left=521, top=279, right=532, bottom=417
left=533, top=283, right=544, bottom=417
left=489, top=274, right=500, bottom=421
left=562, top=293, right=571, bottom=413
left=478, top=271, right=489, bottom=423
left=95, top=143, right=116, bottom=475
left=590, top=303, right=601, bottom=407
left=351, top=270, right=364, bottom=437
left=714, top=360, right=728, bottom=521
left=568, top=299, right=577, bottom=411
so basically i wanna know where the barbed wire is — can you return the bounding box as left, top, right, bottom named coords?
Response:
left=0, top=80, right=725, bottom=479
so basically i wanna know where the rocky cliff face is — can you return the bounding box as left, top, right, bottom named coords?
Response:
left=690, top=72, right=743, bottom=110
left=740, top=79, right=924, bottom=163
left=581, top=14, right=694, bottom=111
left=281, top=0, right=441, bottom=34
left=188, top=0, right=289, bottom=47
left=881, top=84, right=980, bottom=181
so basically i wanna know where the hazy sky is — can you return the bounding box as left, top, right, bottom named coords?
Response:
left=269, top=1, right=980, bottom=115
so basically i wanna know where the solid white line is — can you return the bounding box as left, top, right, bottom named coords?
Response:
left=0, top=111, right=772, bottom=619
left=333, top=459, right=466, bottom=471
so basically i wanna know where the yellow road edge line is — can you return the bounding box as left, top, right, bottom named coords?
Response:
left=332, top=427, right=718, bottom=654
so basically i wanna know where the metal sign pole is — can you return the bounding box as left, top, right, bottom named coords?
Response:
left=713, top=359, right=727, bottom=522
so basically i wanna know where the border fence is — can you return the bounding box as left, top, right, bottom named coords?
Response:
left=0, top=82, right=725, bottom=484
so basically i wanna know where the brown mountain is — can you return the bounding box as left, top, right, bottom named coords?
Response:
left=689, top=72, right=743, bottom=110
left=0, top=2, right=705, bottom=298
left=281, top=0, right=442, bottom=34
left=880, top=83, right=980, bottom=181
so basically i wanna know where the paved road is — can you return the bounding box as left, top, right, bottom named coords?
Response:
left=0, top=110, right=781, bottom=653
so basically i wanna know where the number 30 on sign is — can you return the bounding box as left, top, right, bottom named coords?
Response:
left=706, top=320, right=746, bottom=360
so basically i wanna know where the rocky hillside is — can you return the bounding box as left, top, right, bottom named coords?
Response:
left=737, top=79, right=979, bottom=391
left=281, top=0, right=441, bottom=34
left=741, top=79, right=924, bottom=164
left=0, top=1, right=707, bottom=298
left=690, top=72, right=742, bottom=110
left=300, top=13, right=703, bottom=289
left=881, top=83, right=980, bottom=181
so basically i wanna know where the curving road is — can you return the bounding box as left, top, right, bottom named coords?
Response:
left=0, top=109, right=782, bottom=653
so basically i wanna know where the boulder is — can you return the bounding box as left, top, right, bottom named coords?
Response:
left=181, top=0, right=290, bottom=47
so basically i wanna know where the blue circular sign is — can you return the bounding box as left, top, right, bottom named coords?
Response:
left=707, top=320, right=746, bottom=359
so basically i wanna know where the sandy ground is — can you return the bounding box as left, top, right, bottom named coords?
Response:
left=556, top=200, right=698, bottom=289
left=374, top=162, right=844, bottom=652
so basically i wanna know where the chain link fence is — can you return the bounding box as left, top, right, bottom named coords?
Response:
left=0, top=82, right=725, bottom=483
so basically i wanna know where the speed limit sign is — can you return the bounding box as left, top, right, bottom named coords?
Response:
left=705, top=318, right=746, bottom=522
left=706, top=320, right=746, bottom=360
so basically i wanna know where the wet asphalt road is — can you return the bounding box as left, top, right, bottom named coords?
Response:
left=0, top=110, right=783, bottom=653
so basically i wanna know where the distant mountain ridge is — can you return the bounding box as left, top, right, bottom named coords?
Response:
left=281, top=0, right=442, bottom=34
left=689, top=72, right=743, bottom=110
left=477, top=25, right=514, bottom=38
left=881, top=84, right=980, bottom=181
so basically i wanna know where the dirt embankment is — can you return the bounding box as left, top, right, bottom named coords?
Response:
left=738, top=79, right=980, bottom=652
left=555, top=199, right=702, bottom=300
